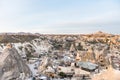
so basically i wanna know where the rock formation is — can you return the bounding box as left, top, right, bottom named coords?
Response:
left=0, top=43, right=32, bottom=80
left=38, top=57, right=48, bottom=73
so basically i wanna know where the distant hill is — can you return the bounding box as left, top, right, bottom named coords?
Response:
left=0, top=31, right=119, bottom=43
left=0, top=33, right=40, bottom=43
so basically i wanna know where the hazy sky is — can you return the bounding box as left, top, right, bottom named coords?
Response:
left=0, top=0, right=120, bottom=34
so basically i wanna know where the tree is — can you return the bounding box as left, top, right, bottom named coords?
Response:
left=76, top=43, right=83, bottom=50
left=58, top=72, right=66, bottom=78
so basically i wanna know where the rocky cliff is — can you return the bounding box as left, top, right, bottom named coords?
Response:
left=0, top=46, right=32, bottom=80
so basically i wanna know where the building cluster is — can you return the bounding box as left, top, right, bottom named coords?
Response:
left=24, top=32, right=120, bottom=80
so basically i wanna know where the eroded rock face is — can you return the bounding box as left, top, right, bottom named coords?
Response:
left=0, top=47, right=32, bottom=80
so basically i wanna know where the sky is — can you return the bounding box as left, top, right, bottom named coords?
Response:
left=0, top=0, right=120, bottom=34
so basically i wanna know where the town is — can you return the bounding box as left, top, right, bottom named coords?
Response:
left=0, top=31, right=120, bottom=80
